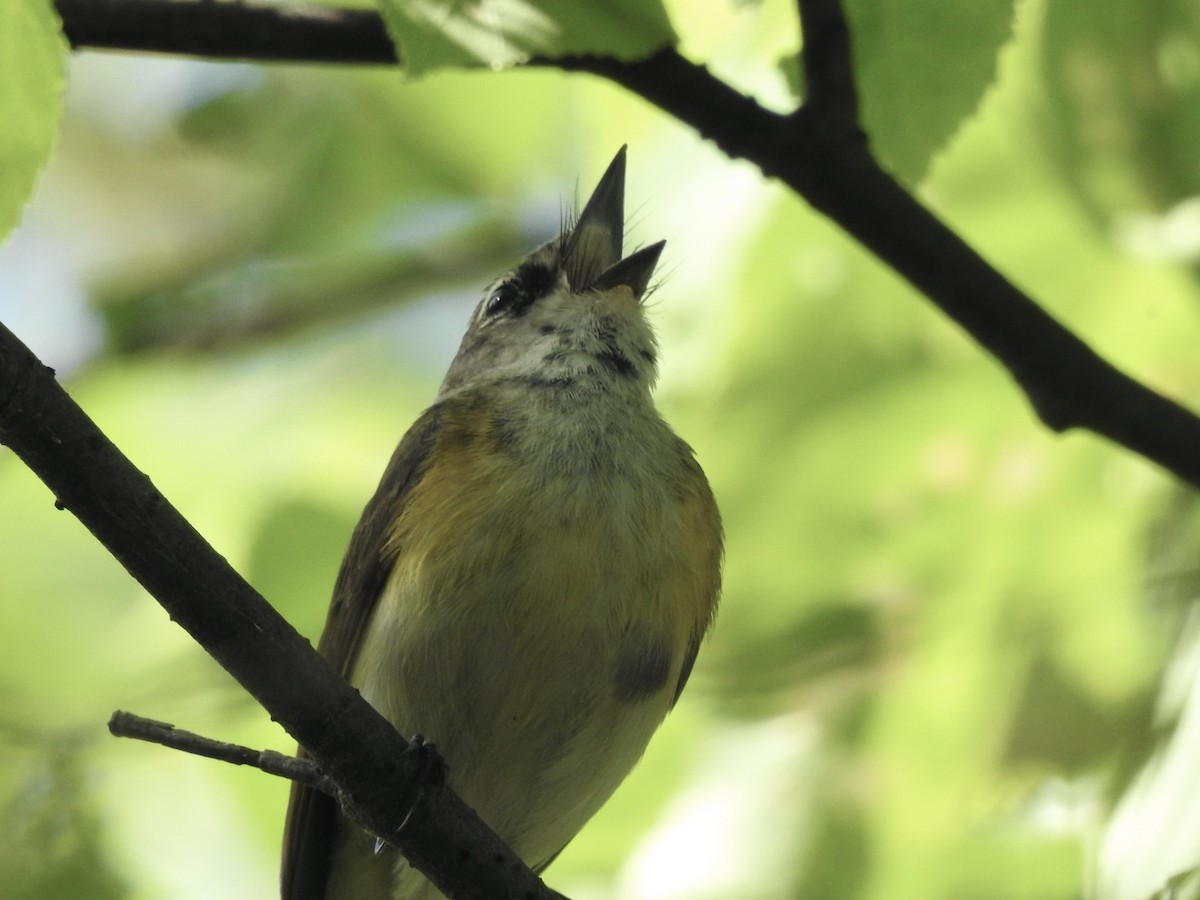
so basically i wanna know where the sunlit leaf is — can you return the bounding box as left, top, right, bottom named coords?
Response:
left=839, top=0, right=1015, bottom=185
left=378, top=0, right=676, bottom=75
left=0, top=0, right=66, bottom=243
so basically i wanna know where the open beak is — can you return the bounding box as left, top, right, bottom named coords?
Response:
left=561, top=146, right=665, bottom=300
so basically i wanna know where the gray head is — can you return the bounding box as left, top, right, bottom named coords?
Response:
left=438, top=147, right=665, bottom=399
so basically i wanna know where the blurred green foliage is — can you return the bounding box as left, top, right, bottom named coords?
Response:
left=4, top=0, right=1200, bottom=898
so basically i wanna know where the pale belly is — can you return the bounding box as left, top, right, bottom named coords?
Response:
left=330, top=412, right=719, bottom=898
left=354, top=490, right=685, bottom=872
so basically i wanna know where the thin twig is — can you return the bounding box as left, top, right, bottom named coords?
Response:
left=108, top=710, right=336, bottom=793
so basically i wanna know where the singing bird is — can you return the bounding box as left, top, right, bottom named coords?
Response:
left=281, top=147, right=723, bottom=899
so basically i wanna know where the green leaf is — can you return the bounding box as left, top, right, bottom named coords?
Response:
left=378, top=0, right=676, bottom=76
left=0, top=0, right=67, bottom=243
left=841, top=0, right=1015, bottom=185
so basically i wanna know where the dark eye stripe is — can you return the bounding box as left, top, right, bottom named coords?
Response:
left=516, top=259, right=557, bottom=300
left=482, top=260, right=559, bottom=320
left=485, top=283, right=519, bottom=315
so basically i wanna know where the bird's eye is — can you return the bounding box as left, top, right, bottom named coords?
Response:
left=485, top=283, right=519, bottom=316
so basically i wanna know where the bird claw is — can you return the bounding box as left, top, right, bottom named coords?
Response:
left=384, top=734, right=446, bottom=840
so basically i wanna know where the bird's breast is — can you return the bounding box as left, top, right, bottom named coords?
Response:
left=351, top=389, right=720, bottom=866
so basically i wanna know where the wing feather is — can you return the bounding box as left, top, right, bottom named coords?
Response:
left=280, top=404, right=445, bottom=900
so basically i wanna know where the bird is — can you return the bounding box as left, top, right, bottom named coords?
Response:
left=280, top=146, right=723, bottom=899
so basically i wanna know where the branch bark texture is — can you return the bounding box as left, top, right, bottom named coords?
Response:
left=56, top=0, right=396, bottom=64
left=109, top=710, right=338, bottom=792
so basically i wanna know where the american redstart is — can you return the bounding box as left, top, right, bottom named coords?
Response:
left=282, top=146, right=723, bottom=899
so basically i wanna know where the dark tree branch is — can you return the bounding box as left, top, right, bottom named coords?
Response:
left=795, top=0, right=860, bottom=134
left=55, top=0, right=396, bottom=64
left=109, top=710, right=339, bottom=793
left=53, top=0, right=1200, bottom=489
left=558, top=50, right=1200, bottom=488
left=0, top=320, right=561, bottom=900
